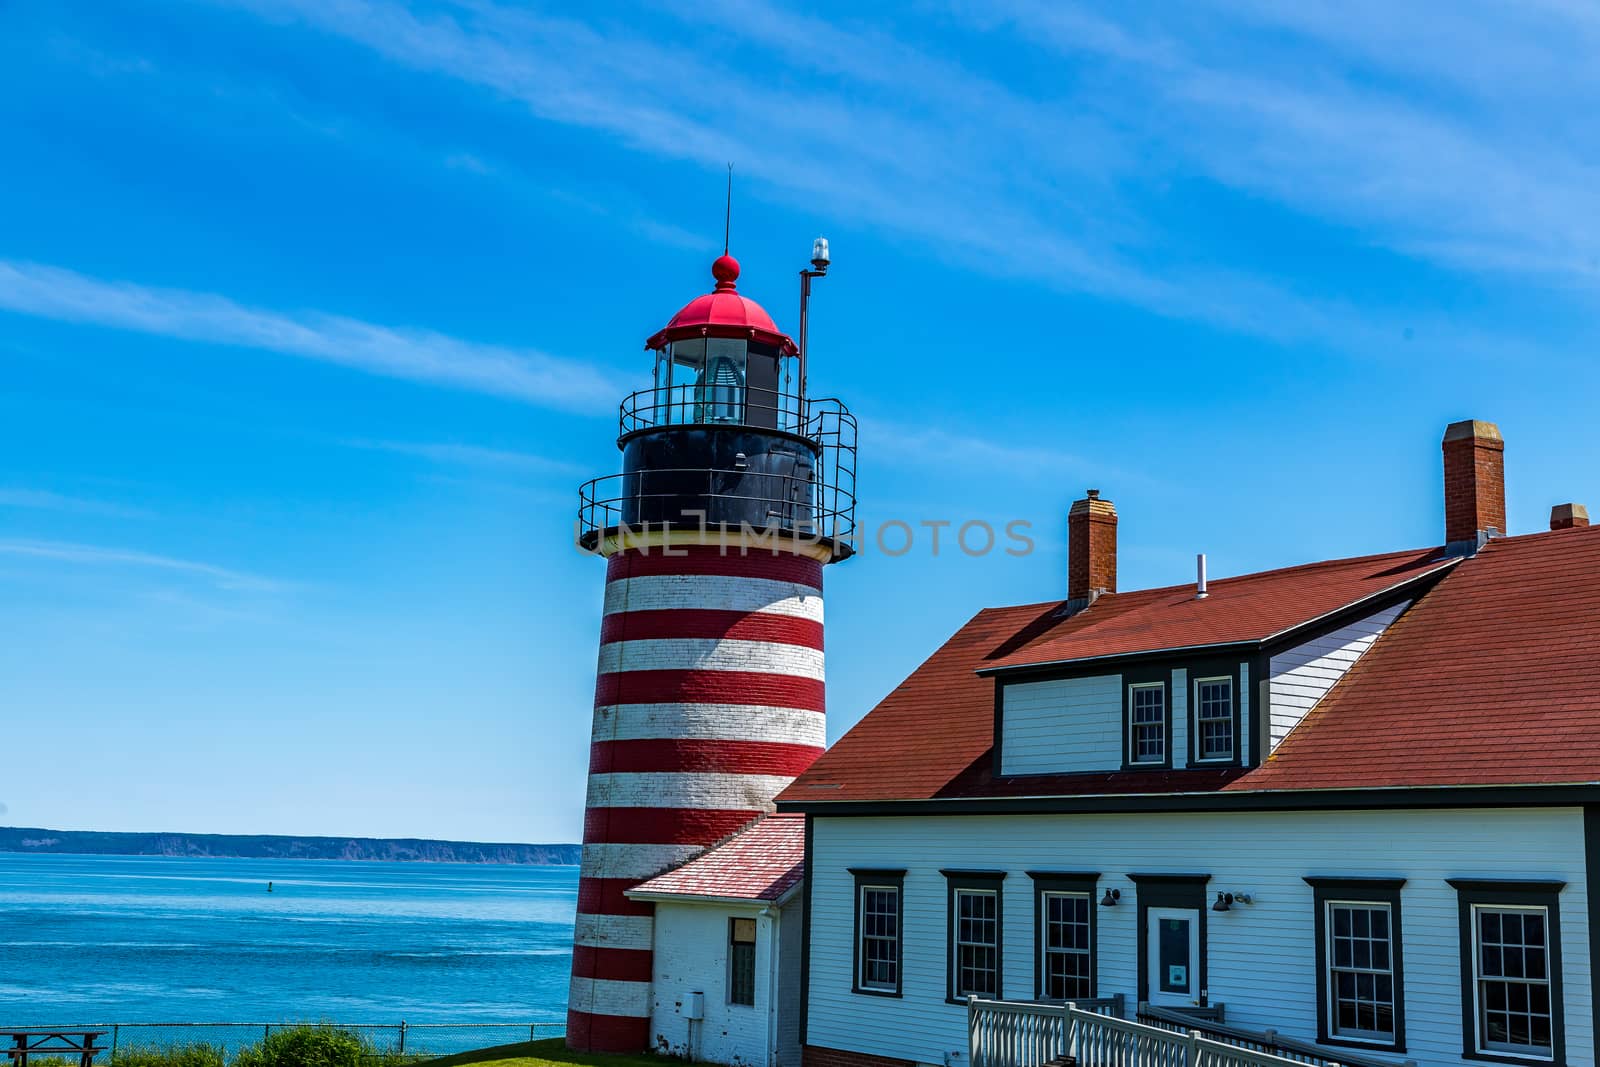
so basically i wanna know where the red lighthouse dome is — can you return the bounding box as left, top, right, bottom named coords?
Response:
left=645, top=255, right=799, bottom=356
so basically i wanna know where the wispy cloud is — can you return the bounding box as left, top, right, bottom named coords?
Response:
left=0, top=488, right=152, bottom=519
left=216, top=0, right=1600, bottom=354
left=0, top=539, right=282, bottom=592
left=343, top=438, right=585, bottom=476
left=0, top=259, right=620, bottom=413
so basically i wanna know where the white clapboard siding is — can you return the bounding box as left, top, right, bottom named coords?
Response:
left=999, top=674, right=1122, bottom=775
left=806, top=808, right=1591, bottom=1067
left=649, top=900, right=779, bottom=1065
left=1267, top=602, right=1410, bottom=751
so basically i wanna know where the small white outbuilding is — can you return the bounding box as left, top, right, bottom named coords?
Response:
left=626, top=814, right=806, bottom=1067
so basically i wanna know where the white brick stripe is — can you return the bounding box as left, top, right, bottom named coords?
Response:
left=568, top=975, right=651, bottom=1018
left=580, top=842, right=704, bottom=881
left=604, top=574, right=823, bottom=621
left=592, top=702, right=825, bottom=745
left=573, top=912, right=654, bottom=951
left=597, top=638, right=825, bottom=681
left=586, top=771, right=797, bottom=811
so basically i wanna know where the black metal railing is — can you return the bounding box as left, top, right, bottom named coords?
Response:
left=618, top=386, right=850, bottom=443
left=577, top=464, right=856, bottom=554
left=583, top=388, right=857, bottom=555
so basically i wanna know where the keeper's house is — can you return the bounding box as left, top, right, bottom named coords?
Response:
left=779, top=420, right=1600, bottom=1067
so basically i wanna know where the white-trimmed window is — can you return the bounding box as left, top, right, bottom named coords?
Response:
left=1042, top=891, right=1092, bottom=1000
left=1472, top=905, right=1555, bottom=1058
left=1451, top=879, right=1563, bottom=1064
left=1308, top=877, right=1405, bottom=1053
left=1327, top=901, right=1397, bottom=1042
left=953, top=888, right=1000, bottom=998
left=1128, top=683, right=1166, bottom=765
left=851, top=868, right=904, bottom=995
left=1194, top=677, right=1234, bottom=762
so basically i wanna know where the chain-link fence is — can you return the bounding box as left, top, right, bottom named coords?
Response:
left=1, top=1022, right=567, bottom=1062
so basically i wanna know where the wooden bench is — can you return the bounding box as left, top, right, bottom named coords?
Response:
left=2, top=1029, right=107, bottom=1067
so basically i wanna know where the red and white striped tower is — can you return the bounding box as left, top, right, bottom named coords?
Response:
left=568, top=247, right=854, bottom=1052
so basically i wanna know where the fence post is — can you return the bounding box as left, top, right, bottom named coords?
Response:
left=529, top=1025, right=536, bottom=1044
left=111, top=1026, right=119, bottom=1062
left=1188, top=1029, right=1202, bottom=1067
left=398, top=1022, right=406, bottom=1058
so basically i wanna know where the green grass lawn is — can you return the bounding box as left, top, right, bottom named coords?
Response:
left=419, top=1038, right=710, bottom=1067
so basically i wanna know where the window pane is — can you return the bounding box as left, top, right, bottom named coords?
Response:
left=1326, top=902, right=1396, bottom=1042
left=1042, top=892, right=1092, bottom=1000
left=1196, top=679, right=1233, bottom=760
left=1474, top=905, right=1554, bottom=1055
left=1130, top=685, right=1166, bottom=763
left=954, top=889, right=999, bottom=997
left=859, top=885, right=900, bottom=991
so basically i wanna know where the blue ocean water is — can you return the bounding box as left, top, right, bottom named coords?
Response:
left=0, top=853, right=577, bottom=1026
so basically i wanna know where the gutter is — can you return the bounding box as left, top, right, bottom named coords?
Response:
left=776, top=780, right=1600, bottom=818
left=625, top=885, right=801, bottom=908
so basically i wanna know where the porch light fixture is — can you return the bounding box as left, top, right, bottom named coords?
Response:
left=1100, top=888, right=1120, bottom=907
left=1213, top=892, right=1234, bottom=912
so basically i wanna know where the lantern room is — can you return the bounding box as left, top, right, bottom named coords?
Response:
left=577, top=247, right=857, bottom=561
left=642, top=254, right=802, bottom=431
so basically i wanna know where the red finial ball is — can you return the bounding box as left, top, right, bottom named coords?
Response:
left=711, top=254, right=740, bottom=290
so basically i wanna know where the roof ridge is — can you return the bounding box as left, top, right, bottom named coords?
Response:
left=972, top=544, right=1446, bottom=621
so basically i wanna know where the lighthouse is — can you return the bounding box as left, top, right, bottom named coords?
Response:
left=568, top=244, right=856, bottom=1053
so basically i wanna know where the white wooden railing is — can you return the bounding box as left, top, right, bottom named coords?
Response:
left=968, top=998, right=1358, bottom=1067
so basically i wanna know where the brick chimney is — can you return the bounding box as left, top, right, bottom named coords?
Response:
left=1068, top=489, right=1117, bottom=608
left=1551, top=503, right=1590, bottom=530
left=1442, top=420, right=1505, bottom=551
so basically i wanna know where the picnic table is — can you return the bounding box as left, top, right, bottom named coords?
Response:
left=2, top=1029, right=107, bottom=1067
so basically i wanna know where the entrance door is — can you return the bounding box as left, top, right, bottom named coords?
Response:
left=1147, top=907, right=1201, bottom=1006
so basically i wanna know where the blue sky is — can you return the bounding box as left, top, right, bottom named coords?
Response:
left=4, top=1, right=1599, bottom=843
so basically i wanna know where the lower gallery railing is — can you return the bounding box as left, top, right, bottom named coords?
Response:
left=967, top=998, right=1408, bottom=1067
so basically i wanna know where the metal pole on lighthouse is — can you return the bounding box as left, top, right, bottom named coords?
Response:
left=567, top=239, right=857, bottom=1053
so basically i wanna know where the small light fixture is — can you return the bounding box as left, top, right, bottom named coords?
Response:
left=1100, top=888, right=1121, bottom=907
left=811, top=236, right=831, bottom=273
left=1213, top=892, right=1234, bottom=912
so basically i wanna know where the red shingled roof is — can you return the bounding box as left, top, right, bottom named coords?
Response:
left=982, top=546, right=1451, bottom=670
left=1237, top=525, right=1600, bottom=790
left=780, top=529, right=1600, bottom=806
left=628, top=814, right=805, bottom=904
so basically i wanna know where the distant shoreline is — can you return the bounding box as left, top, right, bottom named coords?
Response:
left=0, top=826, right=580, bottom=865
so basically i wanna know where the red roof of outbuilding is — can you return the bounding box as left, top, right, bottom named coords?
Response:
left=780, top=529, right=1600, bottom=807
left=645, top=255, right=798, bottom=357
left=627, top=814, right=805, bottom=904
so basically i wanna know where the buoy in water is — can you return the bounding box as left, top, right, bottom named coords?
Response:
left=267, top=881, right=273, bottom=893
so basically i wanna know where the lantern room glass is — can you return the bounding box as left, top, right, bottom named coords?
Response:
left=652, top=338, right=796, bottom=430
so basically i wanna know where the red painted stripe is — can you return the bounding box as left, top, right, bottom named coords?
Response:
left=571, top=944, right=654, bottom=984
left=595, top=669, right=825, bottom=711
left=565, top=1010, right=650, bottom=1053
left=590, top=738, right=822, bottom=776
left=607, top=546, right=823, bottom=589
left=577, top=877, right=656, bottom=917
left=600, top=609, right=823, bottom=649
left=584, top=806, right=763, bottom=846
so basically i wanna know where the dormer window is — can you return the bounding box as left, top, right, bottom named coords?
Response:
left=1195, top=677, right=1235, bottom=762
left=1128, top=682, right=1167, bottom=766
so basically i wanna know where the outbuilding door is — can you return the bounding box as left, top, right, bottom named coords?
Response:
left=1146, top=907, right=1201, bottom=1007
